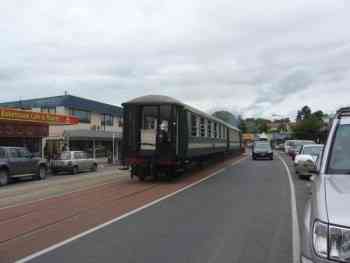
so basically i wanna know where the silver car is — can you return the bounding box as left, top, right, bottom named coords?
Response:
left=294, top=144, right=324, bottom=180
left=301, top=108, right=350, bottom=263
left=51, top=151, right=98, bottom=175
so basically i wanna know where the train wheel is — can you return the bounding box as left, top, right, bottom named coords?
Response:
left=138, top=175, right=146, bottom=181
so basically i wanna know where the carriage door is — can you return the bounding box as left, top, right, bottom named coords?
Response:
left=158, top=105, right=176, bottom=159
left=141, top=106, right=158, bottom=151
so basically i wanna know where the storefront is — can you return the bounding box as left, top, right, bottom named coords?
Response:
left=0, top=108, right=79, bottom=157
left=63, top=130, right=122, bottom=163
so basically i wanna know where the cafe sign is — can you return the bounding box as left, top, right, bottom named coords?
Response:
left=0, top=108, right=80, bottom=125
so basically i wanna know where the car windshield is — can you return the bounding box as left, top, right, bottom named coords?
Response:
left=328, top=124, right=350, bottom=174
left=60, top=152, right=71, bottom=160
left=302, top=146, right=323, bottom=156
left=286, top=141, right=296, bottom=146
left=255, top=143, right=271, bottom=151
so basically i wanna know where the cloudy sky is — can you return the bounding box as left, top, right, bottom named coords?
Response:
left=0, top=0, right=349, bottom=118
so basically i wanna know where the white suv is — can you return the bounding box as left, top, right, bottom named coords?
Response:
left=301, top=108, right=350, bottom=263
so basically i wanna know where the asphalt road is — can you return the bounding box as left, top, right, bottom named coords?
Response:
left=27, top=154, right=309, bottom=263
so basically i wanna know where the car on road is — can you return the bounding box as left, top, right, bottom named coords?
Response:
left=252, top=142, right=273, bottom=160
left=301, top=107, right=350, bottom=263
left=294, top=144, right=324, bottom=180
left=51, top=151, right=98, bottom=175
left=274, top=143, right=285, bottom=151
left=288, top=140, right=316, bottom=160
left=0, top=146, right=48, bottom=186
left=285, top=140, right=297, bottom=154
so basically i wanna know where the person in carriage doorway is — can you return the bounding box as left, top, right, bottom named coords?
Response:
left=159, top=120, right=169, bottom=144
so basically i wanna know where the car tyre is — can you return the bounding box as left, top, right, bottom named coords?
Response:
left=36, top=165, right=47, bottom=180
left=91, top=163, right=98, bottom=172
left=0, top=169, right=9, bottom=186
left=72, top=166, right=78, bottom=175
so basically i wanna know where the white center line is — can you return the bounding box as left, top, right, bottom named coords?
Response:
left=278, top=154, right=301, bottom=263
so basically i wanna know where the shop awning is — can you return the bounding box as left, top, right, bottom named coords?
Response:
left=64, top=130, right=122, bottom=141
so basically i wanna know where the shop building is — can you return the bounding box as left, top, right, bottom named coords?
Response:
left=0, top=108, right=79, bottom=156
left=0, top=95, right=123, bottom=162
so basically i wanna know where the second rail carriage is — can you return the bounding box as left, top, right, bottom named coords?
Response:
left=122, top=95, right=242, bottom=180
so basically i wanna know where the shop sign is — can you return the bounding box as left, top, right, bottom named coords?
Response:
left=0, top=108, right=79, bottom=125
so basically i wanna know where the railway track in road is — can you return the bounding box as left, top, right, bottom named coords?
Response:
left=0, top=156, right=245, bottom=263
left=0, top=168, right=129, bottom=209
left=0, top=180, right=159, bottom=244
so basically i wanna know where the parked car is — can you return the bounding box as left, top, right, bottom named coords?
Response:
left=288, top=140, right=315, bottom=160
left=0, top=146, right=48, bottom=186
left=294, top=144, right=324, bottom=180
left=51, top=151, right=98, bottom=175
left=301, top=107, right=350, bottom=263
left=252, top=142, right=273, bottom=160
left=275, top=143, right=285, bottom=151
left=284, top=140, right=297, bottom=154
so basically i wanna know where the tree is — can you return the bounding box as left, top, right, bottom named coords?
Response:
left=312, top=110, right=324, bottom=121
left=297, top=106, right=312, bottom=121
left=238, top=117, right=247, bottom=133
left=293, top=106, right=325, bottom=141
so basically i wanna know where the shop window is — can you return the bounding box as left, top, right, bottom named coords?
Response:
left=0, top=148, right=5, bottom=158
left=214, top=123, right=218, bottom=138
left=207, top=120, right=212, bottom=138
left=102, top=114, right=114, bottom=126
left=191, top=114, right=197, bottom=137
left=70, top=109, right=91, bottom=123
left=41, top=107, right=56, bottom=114
left=200, top=117, right=205, bottom=137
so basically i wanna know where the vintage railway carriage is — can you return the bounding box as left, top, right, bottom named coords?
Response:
left=122, top=95, right=242, bottom=180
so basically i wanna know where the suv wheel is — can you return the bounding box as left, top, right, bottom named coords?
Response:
left=91, top=163, right=98, bottom=172
left=36, top=166, right=47, bottom=180
left=0, top=169, right=9, bottom=186
left=72, top=166, right=78, bottom=175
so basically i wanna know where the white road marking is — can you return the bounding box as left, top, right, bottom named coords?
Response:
left=16, top=157, right=245, bottom=263
left=278, top=154, right=300, bottom=263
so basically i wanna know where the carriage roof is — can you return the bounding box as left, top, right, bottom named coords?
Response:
left=124, top=95, right=241, bottom=132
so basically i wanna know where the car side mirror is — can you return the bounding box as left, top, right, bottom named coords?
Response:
left=308, top=163, right=319, bottom=175
left=308, top=156, right=320, bottom=175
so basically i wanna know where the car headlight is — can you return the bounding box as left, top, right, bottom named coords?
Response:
left=313, top=220, right=328, bottom=259
left=329, top=225, right=350, bottom=262
left=313, top=220, right=350, bottom=262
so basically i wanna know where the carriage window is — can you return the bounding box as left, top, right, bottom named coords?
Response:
left=159, top=105, right=172, bottom=143
left=191, top=114, right=197, bottom=137
left=207, top=120, right=212, bottom=138
left=200, top=117, right=205, bottom=137
left=141, top=106, right=158, bottom=150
